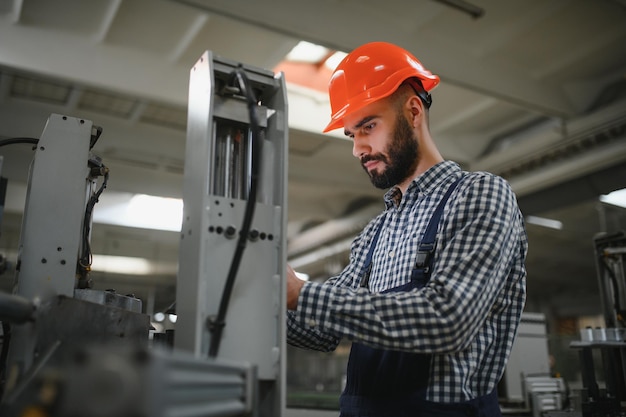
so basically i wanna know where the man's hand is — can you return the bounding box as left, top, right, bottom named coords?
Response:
left=286, top=264, right=306, bottom=310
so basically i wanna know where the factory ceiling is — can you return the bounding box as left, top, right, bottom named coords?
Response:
left=1, top=0, right=626, bottom=317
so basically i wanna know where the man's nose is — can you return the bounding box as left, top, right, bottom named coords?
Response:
left=352, top=135, right=371, bottom=158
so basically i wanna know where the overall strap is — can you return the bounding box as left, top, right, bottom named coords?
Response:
left=414, top=175, right=464, bottom=275
left=360, top=213, right=387, bottom=288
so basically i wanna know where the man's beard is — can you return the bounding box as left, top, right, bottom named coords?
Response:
left=360, top=114, right=420, bottom=189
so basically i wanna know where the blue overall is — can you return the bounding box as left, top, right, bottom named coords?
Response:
left=339, top=177, right=501, bottom=417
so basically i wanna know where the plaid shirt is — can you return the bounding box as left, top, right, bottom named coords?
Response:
left=287, top=160, right=528, bottom=403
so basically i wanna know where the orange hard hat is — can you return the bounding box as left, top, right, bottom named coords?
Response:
left=323, top=42, right=440, bottom=133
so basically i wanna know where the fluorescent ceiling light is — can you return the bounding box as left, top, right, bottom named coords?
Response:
left=93, top=192, right=183, bottom=231
left=600, top=188, right=626, bottom=208
left=525, top=215, right=563, bottom=230
left=285, top=40, right=347, bottom=71
left=91, top=254, right=178, bottom=275
left=324, top=51, right=347, bottom=70
left=286, top=41, right=330, bottom=63
left=295, top=271, right=310, bottom=281
left=91, top=254, right=152, bottom=275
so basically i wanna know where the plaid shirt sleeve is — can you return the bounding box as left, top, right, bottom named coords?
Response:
left=291, top=171, right=527, bottom=354
left=285, top=215, right=385, bottom=352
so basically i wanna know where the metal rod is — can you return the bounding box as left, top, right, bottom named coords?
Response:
left=432, top=0, right=484, bottom=19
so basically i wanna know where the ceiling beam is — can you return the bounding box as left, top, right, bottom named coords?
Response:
left=177, top=0, right=582, bottom=118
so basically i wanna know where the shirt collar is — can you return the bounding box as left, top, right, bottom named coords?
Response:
left=383, top=160, right=462, bottom=209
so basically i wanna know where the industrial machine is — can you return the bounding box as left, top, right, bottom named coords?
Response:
left=175, top=50, right=289, bottom=415
left=569, top=231, right=626, bottom=416
left=0, top=50, right=288, bottom=417
left=499, top=312, right=567, bottom=416
left=543, top=232, right=626, bottom=417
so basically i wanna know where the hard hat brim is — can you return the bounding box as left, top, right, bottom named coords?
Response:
left=323, top=73, right=439, bottom=133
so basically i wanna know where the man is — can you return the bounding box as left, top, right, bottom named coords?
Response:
left=286, top=41, right=527, bottom=417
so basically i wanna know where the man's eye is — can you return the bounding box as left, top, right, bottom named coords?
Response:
left=363, top=123, right=375, bottom=132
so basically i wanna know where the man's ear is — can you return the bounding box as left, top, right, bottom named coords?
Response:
left=406, top=96, right=425, bottom=128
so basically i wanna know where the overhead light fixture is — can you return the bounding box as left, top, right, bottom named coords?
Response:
left=126, top=194, right=183, bottom=230
left=285, top=40, right=347, bottom=71
left=295, top=271, right=310, bottom=281
left=90, top=254, right=178, bottom=275
left=324, top=51, right=347, bottom=71
left=286, top=41, right=331, bottom=63
left=600, top=188, right=626, bottom=209
left=525, top=215, right=563, bottom=230
left=93, top=192, right=183, bottom=232
left=91, top=254, right=152, bottom=275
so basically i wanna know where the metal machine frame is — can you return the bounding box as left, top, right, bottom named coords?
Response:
left=4, top=115, right=107, bottom=378
left=0, top=50, right=289, bottom=417
left=567, top=231, right=626, bottom=416
left=176, top=50, right=289, bottom=417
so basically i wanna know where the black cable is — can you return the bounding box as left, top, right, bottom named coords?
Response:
left=90, top=126, right=103, bottom=150
left=0, top=131, right=100, bottom=150
left=0, top=322, right=11, bottom=399
left=0, top=138, right=38, bottom=148
left=77, top=165, right=109, bottom=287
left=208, top=67, right=261, bottom=358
